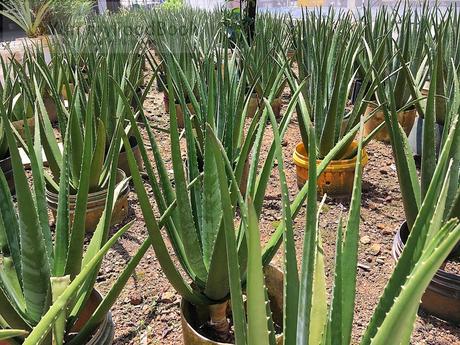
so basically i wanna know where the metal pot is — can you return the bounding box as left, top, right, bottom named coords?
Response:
left=408, top=116, right=444, bottom=163
left=392, top=222, right=460, bottom=324
left=181, top=265, right=284, bottom=345
left=46, top=169, right=129, bottom=233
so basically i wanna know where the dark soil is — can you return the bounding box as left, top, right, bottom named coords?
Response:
left=93, top=68, right=460, bottom=345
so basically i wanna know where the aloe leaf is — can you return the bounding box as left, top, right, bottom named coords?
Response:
left=0, top=257, right=26, bottom=317
left=1, top=104, right=50, bottom=323
left=53, top=121, right=71, bottom=277
left=338, top=118, right=365, bottom=344
left=246, top=199, right=270, bottom=345
left=0, top=329, right=28, bottom=341
left=201, top=125, right=223, bottom=269
left=212, top=129, right=247, bottom=345
left=120, top=133, right=209, bottom=305
left=264, top=99, right=299, bottom=344
left=421, top=53, right=437, bottom=200
left=0, top=169, right=22, bottom=284
left=65, top=94, right=94, bottom=278
left=50, top=276, right=70, bottom=345
left=167, top=80, right=207, bottom=282
left=88, top=119, right=106, bottom=192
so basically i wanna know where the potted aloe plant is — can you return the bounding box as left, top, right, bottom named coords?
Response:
left=375, top=47, right=460, bottom=324
left=25, top=73, right=131, bottom=233
left=240, top=13, right=291, bottom=118
left=292, top=9, right=383, bottom=196
left=122, top=56, right=366, bottom=343
left=358, top=3, right=428, bottom=142
left=408, top=7, right=459, bottom=160
left=0, top=94, right=134, bottom=345
left=226, top=118, right=460, bottom=345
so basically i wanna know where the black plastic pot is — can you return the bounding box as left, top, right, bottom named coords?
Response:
left=408, top=116, right=444, bottom=165
left=0, top=154, right=14, bottom=194
left=392, top=222, right=460, bottom=324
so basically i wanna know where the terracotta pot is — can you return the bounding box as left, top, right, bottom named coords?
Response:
left=12, top=117, right=35, bottom=140
left=163, top=92, right=195, bottom=129
left=46, top=169, right=129, bottom=233
left=118, top=136, right=144, bottom=176
left=293, top=141, right=368, bottom=197
left=181, top=265, right=284, bottom=345
left=247, top=93, right=282, bottom=119
left=0, top=154, right=14, bottom=194
left=67, top=290, right=115, bottom=344
left=392, top=222, right=460, bottom=325
left=364, top=104, right=416, bottom=143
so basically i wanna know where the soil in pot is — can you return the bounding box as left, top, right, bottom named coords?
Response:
left=393, top=222, right=460, bottom=325
left=364, top=104, right=416, bottom=143
left=293, top=141, right=368, bottom=197
left=181, top=265, right=284, bottom=345
left=46, top=169, right=129, bottom=233
left=118, top=136, right=144, bottom=176
left=0, top=153, right=14, bottom=194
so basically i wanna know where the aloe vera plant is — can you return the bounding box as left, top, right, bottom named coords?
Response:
left=0, top=86, right=134, bottom=344
left=294, top=9, right=383, bottom=160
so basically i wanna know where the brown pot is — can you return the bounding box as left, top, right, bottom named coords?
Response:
left=67, top=290, right=115, bottom=344
left=163, top=92, right=195, bottom=129
left=247, top=93, right=282, bottom=119
left=118, top=136, right=144, bottom=176
left=46, top=169, right=129, bottom=233
left=293, top=141, right=368, bottom=197
left=364, top=104, right=416, bottom=143
left=0, top=154, right=14, bottom=194
left=393, top=222, right=460, bottom=325
left=12, top=117, right=35, bottom=140
left=44, top=94, right=59, bottom=123
left=181, top=265, right=284, bottom=345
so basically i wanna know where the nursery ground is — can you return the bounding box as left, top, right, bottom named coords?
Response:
left=94, top=73, right=460, bottom=345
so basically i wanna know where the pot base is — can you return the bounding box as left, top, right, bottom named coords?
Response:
left=181, top=265, right=284, bottom=345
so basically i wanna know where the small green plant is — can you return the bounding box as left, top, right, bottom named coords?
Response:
left=0, top=0, right=55, bottom=38
left=162, top=0, right=184, bottom=10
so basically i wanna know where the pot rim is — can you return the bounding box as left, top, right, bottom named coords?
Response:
left=393, top=221, right=460, bottom=291
left=366, top=103, right=416, bottom=114
left=46, top=168, right=128, bottom=204
left=293, top=141, right=368, bottom=171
